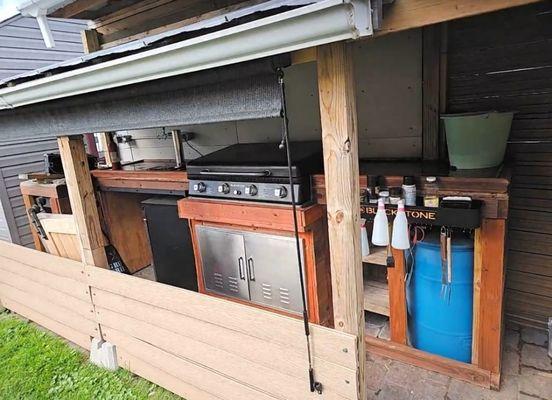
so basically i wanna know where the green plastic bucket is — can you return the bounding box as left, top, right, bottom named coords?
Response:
left=441, top=111, right=514, bottom=169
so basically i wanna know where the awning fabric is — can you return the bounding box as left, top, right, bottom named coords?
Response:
left=0, top=56, right=288, bottom=141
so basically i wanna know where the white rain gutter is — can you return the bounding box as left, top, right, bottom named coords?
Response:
left=0, top=0, right=373, bottom=110
left=18, top=0, right=72, bottom=48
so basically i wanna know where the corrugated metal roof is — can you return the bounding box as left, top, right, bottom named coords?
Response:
left=0, top=0, right=315, bottom=88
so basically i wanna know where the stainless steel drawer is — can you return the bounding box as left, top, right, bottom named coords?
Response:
left=243, top=231, right=304, bottom=314
left=195, top=226, right=249, bottom=301
left=195, top=225, right=305, bottom=314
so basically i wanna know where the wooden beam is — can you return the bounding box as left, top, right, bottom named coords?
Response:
left=473, top=218, right=506, bottom=389
left=388, top=248, right=408, bottom=344
left=98, top=132, right=112, bottom=167
left=53, top=0, right=108, bottom=18
left=94, top=0, right=249, bottom=48
left=471, top=228, right=483, bottom=365
left=81, top=29, right=101, bottom=54
left=422, top=24, right=440, bottom=161
left=58, top=135, right=108, bottom=268
left=366, top=336, right=492, bottom=389
left=22, top=193, right=45, bottom=252
left=317, top=42, right=365, bottom=400
left=376, top=0, right=542, bottom=36
left=291, top=47, right=317, bottom=65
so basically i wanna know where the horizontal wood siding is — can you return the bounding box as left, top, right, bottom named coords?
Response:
left=0, top=137, right=59, bottom=246
left=0, top=241, right=94, bottom=348
left=447, top=2, right=552, bottom=329
left=0, top=16, right=86, bottom=80
left=0, top=241, right=360, bottom=400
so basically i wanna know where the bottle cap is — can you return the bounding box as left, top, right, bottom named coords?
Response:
left=403, top=176, right=415, bottom=186
left=425, top=176, right=437, bottom=183
left=397, top=200, right=405, bottom=211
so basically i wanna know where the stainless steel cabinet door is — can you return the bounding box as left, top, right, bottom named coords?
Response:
left=243, top=232, right=304, bottom=314
left=195, top=226, right=249, bottom=300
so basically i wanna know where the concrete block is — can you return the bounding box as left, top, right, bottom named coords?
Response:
left=502, top=350, right=520, bottom=376
left=90, top=337, right=119, bottom=371
left=518, top=370, right=552, bottom=400
left=521, top=344, right=552, bottom=371
left=521, top=327, right=548, bottom=347
left=503, top=329, right=520, bottom=353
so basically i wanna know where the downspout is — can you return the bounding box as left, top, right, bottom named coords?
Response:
left=34, top=11, right=55, bottom=48
left=17, top=0, right=74, bottom=48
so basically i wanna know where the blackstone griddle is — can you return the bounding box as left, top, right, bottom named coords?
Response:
left=186, top=141, right=322, bottom=204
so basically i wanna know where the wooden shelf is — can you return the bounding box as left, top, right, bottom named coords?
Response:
left=362, top=246, right=388, bottom=266
left=363, top=278, right=389, bottom=316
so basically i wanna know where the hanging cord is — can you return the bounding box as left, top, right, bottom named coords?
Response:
left=277, top=68, right=322, bottom=395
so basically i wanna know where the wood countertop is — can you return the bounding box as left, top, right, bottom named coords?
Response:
left=91, top=164, right=510, bottom=218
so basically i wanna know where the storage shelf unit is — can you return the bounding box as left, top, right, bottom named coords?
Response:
left=362, top=246, right=387, bottom=266
left=363, top=278, right=390, bottom=316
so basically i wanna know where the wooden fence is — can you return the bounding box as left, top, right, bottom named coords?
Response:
left=0, top=241, right=360, bottom=400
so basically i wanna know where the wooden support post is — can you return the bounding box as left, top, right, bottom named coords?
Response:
left=422, top=24, right=441, bottom=161
left=81, top=29, right=101, bottom=53
left=472, top=218, right=506, bottom=388
left=98, top=132, right=112, bottom=167
left=317, top=42, right=365, bottom=400
left=388, top=248, right=408, bottom=344
left=471, top=228, right=483, bottom=365
left=58, top=135, right=108, bottom=268
left=22, top=193, right=45, bottom=252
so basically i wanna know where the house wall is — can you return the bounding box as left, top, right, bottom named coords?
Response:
left=0, top=15, right=86, bottom=245
left=0, top=192, right=11, bottom=242
left=117, top=30, right=422, bottom=162
left=0, top=16, right=87, bottom=81
left=447, top=2, right=552, bottom=329
left=0, top=137, right=59, bottom=246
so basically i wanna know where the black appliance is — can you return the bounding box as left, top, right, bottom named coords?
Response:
left=44, top=152, right=97, bottom=175
left=186, top=141, right=323, bottom=204
left=142, top=196, right=198, bottom=291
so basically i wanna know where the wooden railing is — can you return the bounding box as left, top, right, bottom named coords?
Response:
left=0, top=240, right=361, bottom=400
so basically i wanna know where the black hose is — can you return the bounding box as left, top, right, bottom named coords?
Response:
left=277, top=68, right=322, bottom=394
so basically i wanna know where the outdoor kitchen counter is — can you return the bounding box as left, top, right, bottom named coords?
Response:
left=91, top=167, right=188, bottom=195
left=312, top=162, right=511, bottom=219
left=91, top=163, right=510, bottom=219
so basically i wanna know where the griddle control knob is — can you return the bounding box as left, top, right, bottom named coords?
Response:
left=274, top=186, right=288, bottom=198
left=218, top=183, right=230, bottom=194
left=194, top=182, right=206, bottom=193
left=245, top=185, right=258, bottom=196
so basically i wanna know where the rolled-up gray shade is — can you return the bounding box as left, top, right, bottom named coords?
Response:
left=0, top=56, right=288, bottom=141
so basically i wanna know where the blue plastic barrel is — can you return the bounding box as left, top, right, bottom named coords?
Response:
left=407, top=233, right=474, bottom=362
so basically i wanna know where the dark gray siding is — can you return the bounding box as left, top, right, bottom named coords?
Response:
left=0, top=15, right=87, bottom=81
left=0, top=15, right=86, bottom=244
left=0, top=137, right=59, bottom=246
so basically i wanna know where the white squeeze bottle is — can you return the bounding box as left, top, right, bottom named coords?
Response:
left=371, top=198, right=389, bottom=246
left=392, top=200, right=410, bottom=250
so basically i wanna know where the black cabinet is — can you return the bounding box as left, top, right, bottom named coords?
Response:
left=142, top=196, right=198, bottom=291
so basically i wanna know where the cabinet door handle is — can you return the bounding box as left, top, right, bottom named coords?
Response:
left=247, top=257, right=255, bottom=281
left=238, top=257, right=246, bottom=280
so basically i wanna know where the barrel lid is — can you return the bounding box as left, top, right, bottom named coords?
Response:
left=416, top=230, right=474, bottom=249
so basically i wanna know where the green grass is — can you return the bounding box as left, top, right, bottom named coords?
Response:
left=0, top=312, right=182, bottom=400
